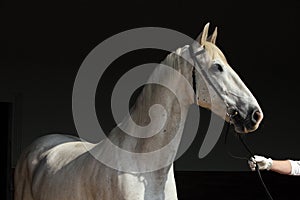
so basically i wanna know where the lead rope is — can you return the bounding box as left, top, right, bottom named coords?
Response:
left=224, top=118, right=274, bottom=200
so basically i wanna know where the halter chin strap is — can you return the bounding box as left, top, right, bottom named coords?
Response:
left=188, top=45, right=235, bottom=117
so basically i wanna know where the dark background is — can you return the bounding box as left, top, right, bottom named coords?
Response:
left=2, top=0, right=300, bottom=199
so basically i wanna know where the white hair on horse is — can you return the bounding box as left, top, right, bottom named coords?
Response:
left=14, top=23, right=263, bottom=200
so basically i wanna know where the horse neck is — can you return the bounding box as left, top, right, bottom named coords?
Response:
left=108, top=52, right=194, bottom=162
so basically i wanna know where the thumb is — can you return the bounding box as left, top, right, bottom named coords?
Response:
left=254, top=155, right=266, bottom=163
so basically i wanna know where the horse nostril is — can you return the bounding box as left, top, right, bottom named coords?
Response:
left=251, top=109, right=263, bottom=124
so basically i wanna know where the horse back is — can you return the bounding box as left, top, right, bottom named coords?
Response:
left=14, top=134, right=86, bottom=200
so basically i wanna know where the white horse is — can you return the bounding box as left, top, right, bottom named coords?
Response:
left=14, top=23, right=263, bottom=200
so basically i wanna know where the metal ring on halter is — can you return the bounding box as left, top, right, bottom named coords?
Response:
left=226, top=106, right=238, bottom=118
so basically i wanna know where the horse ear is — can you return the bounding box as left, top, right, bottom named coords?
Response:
left=208, top=27, right=218, bottom=44
left=199, top=22, right=210, bottom=45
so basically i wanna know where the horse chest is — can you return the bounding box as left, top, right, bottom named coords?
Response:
left=112, top=169, right=177, bottom=200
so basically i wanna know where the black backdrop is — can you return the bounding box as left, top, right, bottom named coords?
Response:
left=3, top=0, right=300, bottom=199
left=2, top=0, right=300, bottom=170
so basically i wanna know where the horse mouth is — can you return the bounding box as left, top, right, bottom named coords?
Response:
left=230, top=110, right=263, bottom=134
left=233, top=124, right=255, bottom=133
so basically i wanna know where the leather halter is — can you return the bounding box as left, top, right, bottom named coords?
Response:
left=188, top=45, right=238, bottom=118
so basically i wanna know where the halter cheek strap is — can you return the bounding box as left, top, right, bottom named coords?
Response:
left=189, top=45, right=203, bottom=104
left=188, top=45, right=234, bottom=116
left=191, top=64, right=197, bottom=103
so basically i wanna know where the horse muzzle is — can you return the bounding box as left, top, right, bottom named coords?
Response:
left=229, top=107, right=263, bottom=133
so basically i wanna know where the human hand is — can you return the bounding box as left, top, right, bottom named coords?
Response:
left=248, top=155, right=273, bottom=171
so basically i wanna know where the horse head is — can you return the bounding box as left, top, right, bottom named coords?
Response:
left=189, top=23, right=263, bottom=133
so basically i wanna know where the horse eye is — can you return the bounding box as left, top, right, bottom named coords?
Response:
left=213, top=63, right=223, bottom=72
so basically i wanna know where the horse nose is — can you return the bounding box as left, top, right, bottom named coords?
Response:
left=251, top=109, right=263, bottom=125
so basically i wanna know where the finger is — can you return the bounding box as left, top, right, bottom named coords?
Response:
left=250, top=157, right=256, bottom=163
left=248, top=161, right=256, bottom=169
